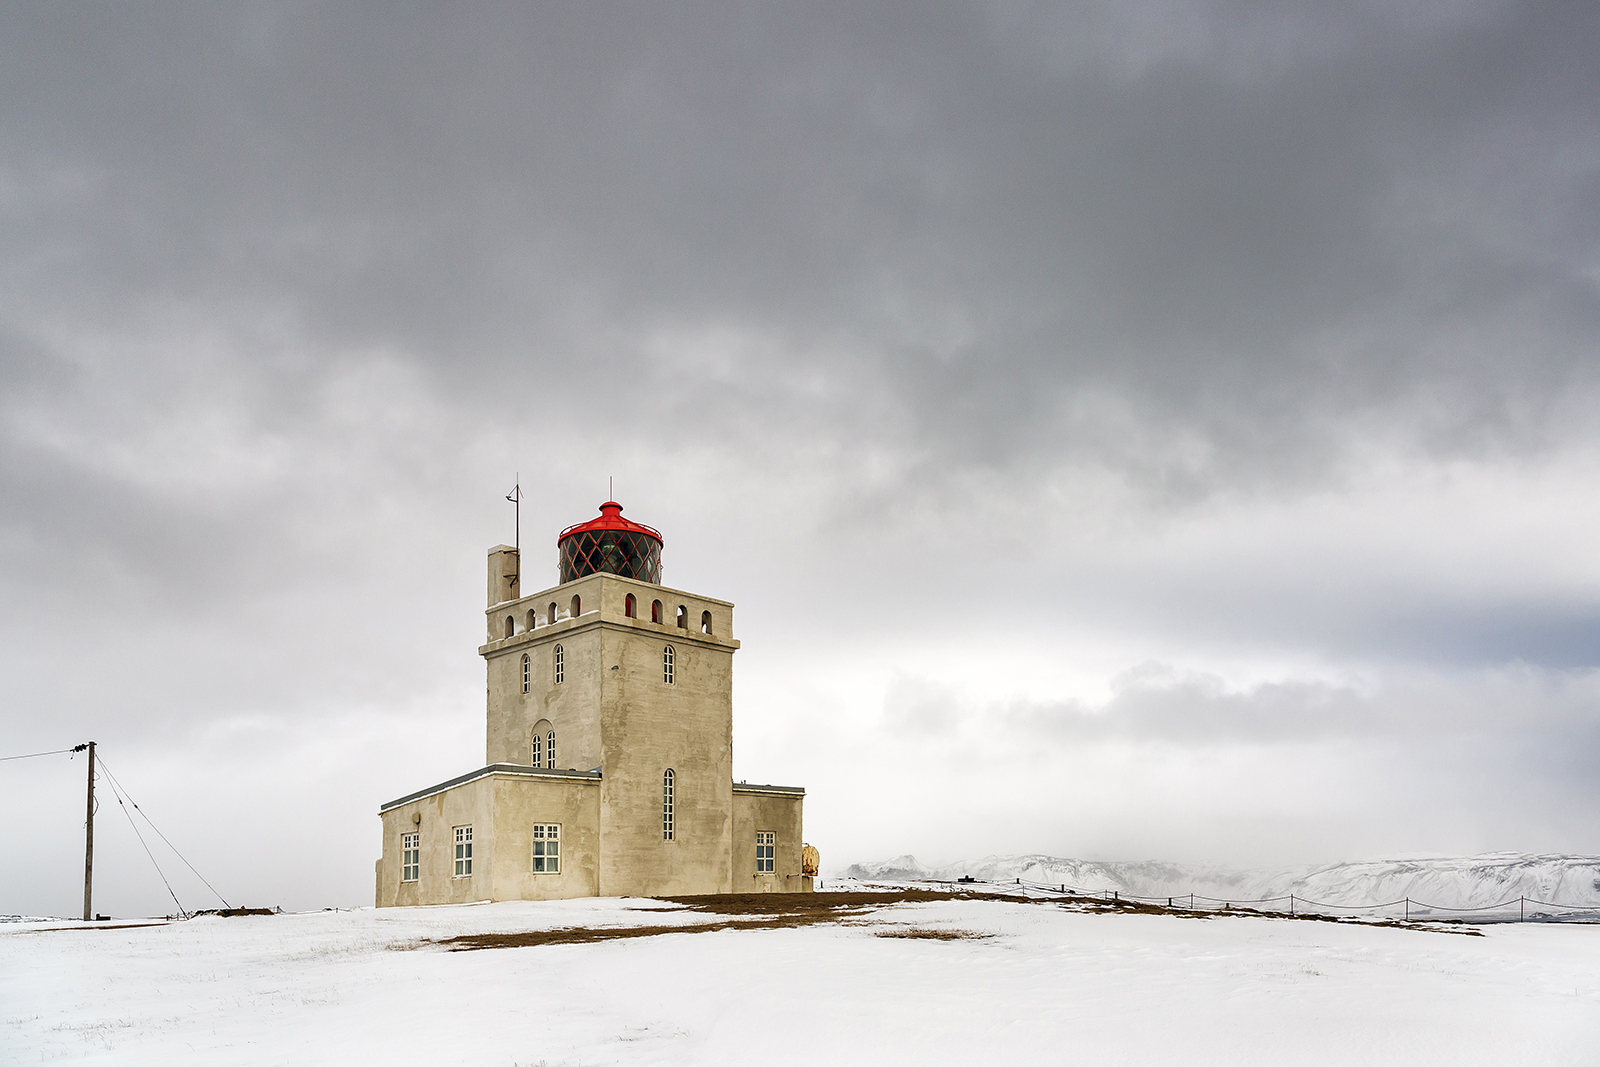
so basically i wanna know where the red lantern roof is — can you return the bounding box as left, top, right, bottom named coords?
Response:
left=557, top=501, right=663, bottom=546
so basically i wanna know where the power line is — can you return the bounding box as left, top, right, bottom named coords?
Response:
left=0, top=747, right=78, bottom=762
left=101, top=765, right=187, bottom=918
left=97, top=756, right=232, bottom=911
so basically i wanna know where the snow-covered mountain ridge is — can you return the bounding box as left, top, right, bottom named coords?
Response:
left=842, top=852, right=1600, bottom=909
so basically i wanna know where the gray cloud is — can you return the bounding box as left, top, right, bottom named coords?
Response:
left=2, top=1, right=1599, bottom=914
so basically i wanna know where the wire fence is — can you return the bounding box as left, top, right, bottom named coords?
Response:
left=895, top=875, right=1600, bottom=924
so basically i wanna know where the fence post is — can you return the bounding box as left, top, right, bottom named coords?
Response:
left=1405, top=897, right=1409, bottom=922
left=1290, top=894, right=1294, bottom=916
left=1520, top=896, right=1524, bottom=922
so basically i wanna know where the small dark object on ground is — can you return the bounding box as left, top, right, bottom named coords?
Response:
left=192, top=908, right=275, bottom=918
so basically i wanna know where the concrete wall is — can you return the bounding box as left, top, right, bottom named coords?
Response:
left=488, top=774, right=600, bottom=900
left=484, top=613, right=605, bottom=772
left=376, top=771, right=600, bottom=907
left=377, top=775, right=494, bottom=908
left=732, top=789, right=809, bottom=894
left=597, top=620, right=736, bottom=896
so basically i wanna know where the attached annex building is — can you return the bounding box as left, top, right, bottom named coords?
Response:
left=375, top=501, right=811, bottom=904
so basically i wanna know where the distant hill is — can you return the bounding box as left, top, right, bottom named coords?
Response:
left=841, top=853, right=1600, bottom=910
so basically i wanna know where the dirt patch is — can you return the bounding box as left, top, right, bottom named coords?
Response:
left=432, top=891, right=981, bottom=951
left=433, top=914, right=839, bottom=951
left=10, top=923, right=170, bottom=934
left=874, top=927, right=994, bottom=941
left=426, top=887, right=1479, bottom=952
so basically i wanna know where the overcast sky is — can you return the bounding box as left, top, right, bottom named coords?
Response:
left=3, top=2, right=1599, bottom=916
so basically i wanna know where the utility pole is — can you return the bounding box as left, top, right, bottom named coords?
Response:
left=81, top=741, right=95, bottom=921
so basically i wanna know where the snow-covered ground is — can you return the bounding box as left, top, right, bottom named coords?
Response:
left=843, top=852, right=1600, bottom=916
left=4, top=894, right=1597, bottom=1066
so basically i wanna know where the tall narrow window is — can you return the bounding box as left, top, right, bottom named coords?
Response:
left=676, top=605, right=688, bottom=628
left=527, top=608, right=537, bottom=631
left=701, top=610, right=713, bottom=634
left=662, top=769, right=675, bottom=840
left=521, top=653, right=530, bottom=694
left=531, top=730, right=542, bottom=768
left=662, top=644, right=675, bottom=684
left=505, top=615, right=515, bottom=638
left=546, top=731, right=556, bottom=770
left=625, top=593, right=636, bottom=618
left=651, top=600, right=663, bottom=623
left=756, top=831, right=774, bottom=873
left=554, top=644, right=564, bottom=684
left=548, top=602, right=557, bottom=625
left=402, top=833, right=420, bottom=882
left=454, top=826, right=473, bottom=877
left=532, top=824, right=560, bottom=873
left=571, top=594, right=581, bottom=617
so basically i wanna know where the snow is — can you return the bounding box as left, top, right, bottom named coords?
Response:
left=843, top=852, right=1600, bottom=916
left=4, top=895, right=1597, bottom=1065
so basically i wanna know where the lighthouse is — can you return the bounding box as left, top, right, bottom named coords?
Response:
left=376, top=500, right=810, bottom=904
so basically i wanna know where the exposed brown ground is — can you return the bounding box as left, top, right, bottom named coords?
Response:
left=423, top=888, right=1479, bottom=951
left=874, top=927, right=994, bottom=940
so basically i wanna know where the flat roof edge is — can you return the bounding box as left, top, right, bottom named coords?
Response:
left=733, top=783, right=806, bottom=796
left=380, top=764, right=601, bottom=811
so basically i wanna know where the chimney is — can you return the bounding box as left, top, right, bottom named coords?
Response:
left=487, top=545, right=520, bottom=606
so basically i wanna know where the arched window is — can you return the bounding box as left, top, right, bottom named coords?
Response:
left=662, top=769, right=674, bottom=840
left=625, top=593, right=636, bottom=618
left=526, top=609, right=537, bottom=631
left=651, top=600, right=663, bottom=623
left=532, top=719, right=551, bottom=768
left=521, top=653, right=530, bottom=694
left=571, top=594, right=581, bottom=617
left=554, top=644, right=564, bottom=685
left=548, top=602, right=557, bottom=625
left=676, top=605, right=688, bottom=629
left=662, top=644, right=675, bottom=684
left=504, top=615, right=515, bottom=639
left=701, top=610, right=713, bottom=634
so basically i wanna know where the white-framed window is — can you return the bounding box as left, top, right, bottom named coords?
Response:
left=756, top=831, right=774, bottom=873
left=402, top=832, right=420, bottom=882
left=662, top=644, right=674, bottom=684
left=531, top=731, right=542, bottom=768
left=532, top=824, right=560, bottom=873
left=546, top=730, right=556, bottom=770
left=521, top=652, right=530, bottom=694
left=454, top=825, right=473, bottom=877
left=662, top=769, right=675, bottom=840
left=554, top=644, right=564, bottom=684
